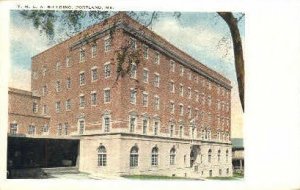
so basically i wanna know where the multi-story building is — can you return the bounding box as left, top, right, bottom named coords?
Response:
left=8, top=12, right=232, bottom=178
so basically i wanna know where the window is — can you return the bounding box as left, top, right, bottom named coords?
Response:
left=142, top=118, right=148, bottom=134
left=104, top=88, right=110, bottom=103
left=218, top=150, right=221, bottom=162
left=169, top=81, right=175, bottom=93
left=143, top=45, right=148, bottom=59
left=42, top=124, right=49, bottom=134
left=130, top=63, right=137, bottom=79
left=66, top=56, right=71, bottom=67
left=179, top=126, right=183, bottom=138
left=154, top=74, right=160, bottom=87
left=79, top=49, right=85, bottom=62
left=103, top=116, right=110, bottom=132
left=91, top=44, right=97, bottom=58
left=188, top=71, right=192, bottom=80
left=91, top=92, right=97, bottom=105
left=154, top=51, right=160, bottom=64
left=79, top=72, right=85, bottom=86
left=28, top=125, right=36, bottom=135
left=98, top=146, right=107, bottom=166
left=170, top=124, right=174, bottom=137
left=179, top=84, right=183, bottom=96
left=56, top=101, right=61, bottom=113
left=56, top=81, right=61, bottom=92
left=130, top=146, right=139, bottom=167
left=42, top=105, right=48, bottom=115
left=33, top=102, right=38, bottom=113
left=104, top=37, right=111, bottom=52
left=66, top=77, right=71, bottom=89
left=10, top=123, right=17, bottom=135
left=179, top=104, right=184, bottom=116
left=208, top=149, right=212, bottom=163
left=187, top=107, right=192, bottom=118
left=208, top=96, right=212, bottom=107
left=42, top=67, right=47, bottom=77
left=170, top=101, right=175, bottom=114
left=195, top=91, right=199, bottom=102
left=154, top=121, right=159, bottom=135
left=104, top=63, right=111, bottom=78
left=130, top=37, right=137, bottom=50
left=130, top=89, right=137, bottom=104
left=91, top=68, right=98, bottom=81
left=188, top=87, right=192, bottom=99
left=151, top=147, right=158, bottom=166
left=226, top=168, right=229, bottom=175
left=180, top=66, right=184, bottom=76
left=170, top=147, right=176, bottom=165
left=66, top=99, right=71, bottom=111
left=142, top=92, right=148, bottom=107
left=226, top=149, right=229, bottom=162
left=209, top=170, right=213, bottom=177
left=219, top=169, right=222, bottom=176
left=56, top=62, right=61, bottom=71
left=64, top=123, right=69, bottom=135
left=79, top=95, right=85, bottom=108
left=129, top=116, right=136, bottom=133
left=78, top=120, right=85, bottom=134
left=42, top=85, right=47, bottom=96
left=58, top=123, right=63, bottom=136
left=170, top=60, right=175, bottom=72
left=154, top=95, right=160, bottom=110
left=208, top=81, right=212, bottom=90
left=143, top=69, right=149, bottom=83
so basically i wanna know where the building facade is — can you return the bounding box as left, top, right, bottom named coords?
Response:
left=8, top=12, right=232, bottom=178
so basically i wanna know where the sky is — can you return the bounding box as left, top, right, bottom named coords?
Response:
left=9, top=11, right=244, bottom=138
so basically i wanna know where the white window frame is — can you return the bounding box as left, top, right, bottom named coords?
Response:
left=188, top=87, right=192, bottom=99
left=79, top=48, right=85, bottom=62
left=179, top=84, right=184, bottom=96
left=56, top=80, right=61, bottom=92
left=143, top=45, right=148, bottom=59
left=129, top=115, right=137, bottom=133
left=104, top=62, right=111, bottom=78
left=79, top=94, right=85, bottom=108
left=10, top=123, right=18, bottom=135
left=66, top=77, right=71, bottom=89
left=170, top=60, right=175, bottom=72
left=79, top=71, right=85, bottom=86
left=179, top=104, right=184, bottom=116
left=154, top=73, right=160, bottom=87
left=143, top=68, right=149, bottom=83
left=130, top=88, right=137, bottom=104
left=154, top=95, right=160, bottom=111
left=142, top=118, right=148, bottom=134
left=130, top=62, right=137, bottom=79
left=91, top=43, right=97, bottom=58
left=142, top=91, right=148, bottom=107
left=55, top=101, right=61, bottom=113
left=104, top=88, right=111, bottom=103
left=170, top=101, right=175, bottom=114
left=91, top=67, right=98, bottom=82
left=66, top=99, right=71, bottom=111
left=66, top=56, right=71, bottom=67
left=153, top=120, right=160, bottom=136
left=91, top=91, right=97, bottom=106
left=78, top=119, right=85, bottom=135
left=104, top=36, right=111, bottom=52
left=154, top=51, right=160, bottom=64
left=103, top=115, right=111, bottom=133
left=169, top=80, right=175, bottom=93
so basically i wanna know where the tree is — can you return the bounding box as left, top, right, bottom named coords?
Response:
left=18, top=10, right=244, bottom=112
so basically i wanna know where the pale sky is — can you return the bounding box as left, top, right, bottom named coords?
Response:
left=9, top=11, right=244, bottom=138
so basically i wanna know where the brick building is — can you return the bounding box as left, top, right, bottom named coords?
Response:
left=8, top=12, right=232, bottom=178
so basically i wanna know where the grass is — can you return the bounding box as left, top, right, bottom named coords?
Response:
left=207, top=172, right=244, bottom=180
left=122, top=175, right=195, bottom=180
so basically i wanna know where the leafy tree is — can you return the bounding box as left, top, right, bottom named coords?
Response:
left=19, top=10, right=244, bottom=111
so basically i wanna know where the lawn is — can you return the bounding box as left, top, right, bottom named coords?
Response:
left=122, top=175, right=197, bottom=180
left=207, top=172, right=244, bottom=180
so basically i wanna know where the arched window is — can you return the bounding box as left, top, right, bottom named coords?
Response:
left=208, top=149, right=212, bottom=163
left=97, top=146, right=107, bottom=166
left=130, top=146, right=139, bottom=167
left=170, top=147, right=176, bottom=165
left=151, top=147, right=159, bottom=166
left=226, top=149, right=229, bottom=162
left=218, top=150, right=221, bottom=162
